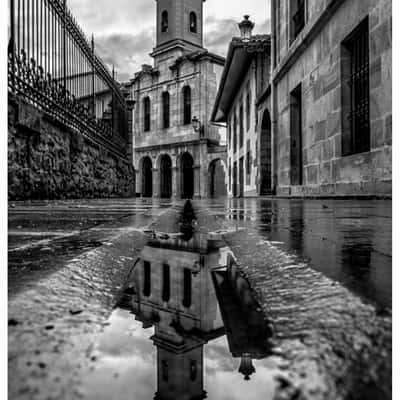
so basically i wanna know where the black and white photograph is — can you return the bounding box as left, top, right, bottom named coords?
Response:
left=4, top=0, right=394, bottom=399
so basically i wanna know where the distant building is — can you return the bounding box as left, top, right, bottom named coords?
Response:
left=270, top=0, right=392, bottom=196
left=213, top=0, right=392, bottom=198
left=211, top=19, right=272, bottom=197
left=126, top=0, right=227, bottom=199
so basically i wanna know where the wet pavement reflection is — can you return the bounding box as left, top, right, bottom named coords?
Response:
left=208, top=198, right=391, bottom=311
left=82, top=232, right=277, bottom=400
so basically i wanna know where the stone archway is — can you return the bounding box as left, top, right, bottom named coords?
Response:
left=159, top=154, right=172, bottom=199
left=180, top=152, right=194, bottom=199
left=208, top=159, right=227, bottom=198
left=141, top=156, right=153, bottom=197
left=260, top=109, right=272, bottom=195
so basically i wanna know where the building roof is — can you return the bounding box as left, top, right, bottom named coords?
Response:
left=169, top=50, right=225, bottom=71
left=210, top=35, right=271, bottom=123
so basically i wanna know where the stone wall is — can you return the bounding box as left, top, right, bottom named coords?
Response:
left=8, top=96, right=135, bottom=200
left=272, top=0, right=392, bottom=197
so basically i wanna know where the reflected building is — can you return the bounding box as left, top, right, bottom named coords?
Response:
left=119, top=233, right=272, bottom=399
left=121, top=234, right=225, bottom=400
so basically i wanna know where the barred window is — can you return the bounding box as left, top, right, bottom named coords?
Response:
left=143, top=97, right=151, bottom=132
left=342, top=18, right=370, bottom=156
left=183, top=86, right=192, bottom=125
left=162, top=91, right=170, bottom=129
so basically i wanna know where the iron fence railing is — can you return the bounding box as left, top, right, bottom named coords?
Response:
left=8, top=0, right=129, bottom=158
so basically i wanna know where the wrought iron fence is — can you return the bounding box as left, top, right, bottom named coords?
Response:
left=8, top=0, right=129, bottom=158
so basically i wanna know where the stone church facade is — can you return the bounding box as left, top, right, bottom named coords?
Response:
left=127, top=0, right=227, bottom=199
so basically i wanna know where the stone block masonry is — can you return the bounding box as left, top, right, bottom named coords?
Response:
left=8, top=96, right=135, bottom=200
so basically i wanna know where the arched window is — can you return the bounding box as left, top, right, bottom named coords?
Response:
left=183, top=86, right=192, bottom=125
left=182, top=268, right=192, bottom=308
left=162, top=92, right=170, bottom=129
left=143, top=261, right=151, bottom=297
left=143, top=97, right=151, bottom=132
left=190, top=360, right=197, bottom=381
left=189, top=12, right=197, bottom=33
left=161, top=11, right=168, bottom=33
left=162, top=264, right=170, bottom=302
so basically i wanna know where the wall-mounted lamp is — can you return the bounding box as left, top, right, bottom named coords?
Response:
left=192, top=116, right=205, bottom=138
left=238, top=15, right=255, bottom=42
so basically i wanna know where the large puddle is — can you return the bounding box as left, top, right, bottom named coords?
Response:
left=81, top=231, right=279, bottom=400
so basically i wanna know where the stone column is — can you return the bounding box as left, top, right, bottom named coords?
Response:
left=194, top=165, right=201, bottom=199
left=172, top=166, right=179, bottom=199
left=152, top=168, right=160, bottom=198
left=135, top=169, right=141, bottom=196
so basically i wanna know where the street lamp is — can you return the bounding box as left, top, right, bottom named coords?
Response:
left=238, top=15, right=255, bottom=42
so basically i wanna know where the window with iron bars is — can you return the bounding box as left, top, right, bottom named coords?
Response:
left=341, top=18, right=370, bottom=156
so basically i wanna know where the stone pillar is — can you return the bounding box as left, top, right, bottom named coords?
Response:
left=194, top=165, right=201, bottom=198
left=135, top=169, right=141, bottom=196
left=172, top=166, right=179, bottom=199
left=153, top=168, right=160, bottom=198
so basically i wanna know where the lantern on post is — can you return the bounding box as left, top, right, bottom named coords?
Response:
left=238, top=15, right=255, bottom=42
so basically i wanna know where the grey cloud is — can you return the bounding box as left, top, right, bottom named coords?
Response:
left=94, top=30, right=155, bottom=82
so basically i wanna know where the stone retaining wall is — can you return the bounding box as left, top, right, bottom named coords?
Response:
left=8, top=96, right=135, bottom=200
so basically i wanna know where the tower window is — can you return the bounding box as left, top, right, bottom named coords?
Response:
left=341, top=18, right=370, bottom=156
left=162, top=91, right=170, bottom=129
left=162, top=360, right=168, bottom=381
left=161, top=11, right=168, bottom=33
left=190, top=360, right=197, bottom=381
left=189, top=12, right=197, bottom=33
left=183, top=86, right=192, bottom=125
left=143, top=97, right=151, bottom=132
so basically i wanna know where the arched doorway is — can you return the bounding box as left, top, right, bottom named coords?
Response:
left=209, top=159, right=227, bottom=198
left=141, top=157, right=153, bottom=197
left=260, top=110, right=272, bottom=195
left=181, top=153, right=194, bottom=199
left=160, top=154, right=172, bottom=198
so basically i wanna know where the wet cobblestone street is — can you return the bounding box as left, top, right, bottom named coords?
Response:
left=8, top=198, right=392, bottom=400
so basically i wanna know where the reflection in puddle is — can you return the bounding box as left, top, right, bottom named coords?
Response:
left=82, top=234, right=277, bottom=400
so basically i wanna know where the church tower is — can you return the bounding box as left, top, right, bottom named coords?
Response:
left=152, top=0, right=205, bottom=59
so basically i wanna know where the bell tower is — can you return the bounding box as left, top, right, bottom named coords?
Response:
left=152, top=0, right=205, bottom=58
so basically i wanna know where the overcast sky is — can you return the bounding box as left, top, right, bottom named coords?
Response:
left=67, top=0, right=271, bottom=82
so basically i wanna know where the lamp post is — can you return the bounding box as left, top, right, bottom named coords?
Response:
left=238, top=15, right=255, bottom=42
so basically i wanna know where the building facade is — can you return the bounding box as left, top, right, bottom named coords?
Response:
left=128, top=0, right=227, bottom=199
left=213, top=0, right=391, bottom=198
left=270, top=0, right=392, bottom=196
left=211, top=21, right=272, bottom=197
